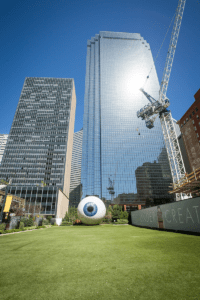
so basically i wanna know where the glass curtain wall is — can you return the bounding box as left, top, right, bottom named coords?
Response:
left=0, top=77, right=74, bottom=189
left=82, top=31, right=174, bottom=205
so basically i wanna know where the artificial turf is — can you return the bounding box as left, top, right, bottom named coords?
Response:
left=0, top=225, right=200, bottom=300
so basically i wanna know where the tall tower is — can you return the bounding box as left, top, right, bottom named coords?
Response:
left=0, top=77, right=76, bottom=217
left=69, top=129, right=83, bottom=207
left=0, top=134, right=8, bottom=165
left=81, top=31, right=174, bottom=206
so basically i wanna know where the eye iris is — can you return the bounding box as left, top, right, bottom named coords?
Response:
left=83, top=202, right=98, bottom=217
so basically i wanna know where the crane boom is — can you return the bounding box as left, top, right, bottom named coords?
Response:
left=159, top=0, right=186, bottom=104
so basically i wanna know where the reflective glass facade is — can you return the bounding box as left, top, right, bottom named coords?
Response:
left=82, top=31, right=174, bottom=205
left=5, top=186, right=58, bottom=215
left=0, top=77, right=76, bottom=215
left=69, top=129, right=83, bottom=207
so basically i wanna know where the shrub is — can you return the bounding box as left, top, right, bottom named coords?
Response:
left=112, top=205, right=122, bottom=221
left=4, top=229, right=14, bottom=234
left=24, top=226, right=36, bottom=230
left=42, top=219, right=49, bottom=225
left=13, top=229, right=24, bottom=232
left=46, top=216, right=52, bottom=222
left=116, top=219, right=128, bottom=224
left=64, top=206, right=78, bottom=222
left=27, top=216, right=34, bottom=227
left=61, top=221, right=73, bottom=226
left=120, top=211, right=129, bottom=220
left=102, top=218, right=112, bottom=224
left=19, top=222, right=24, bottom=229
left=73, top=219, right=81, bottom=225
left=21, top=217, right=29, bottom=227
left=36, top=225, right=46, bottom=229
left=0, top=223, right=6, bottom=231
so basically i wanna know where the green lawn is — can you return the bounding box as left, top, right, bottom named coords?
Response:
left=0, top=225, right=200, bottom=300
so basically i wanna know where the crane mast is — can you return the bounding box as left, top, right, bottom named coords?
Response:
left=137, top=0, right=187, bottom=200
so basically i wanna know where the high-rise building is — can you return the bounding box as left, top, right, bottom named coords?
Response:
left=0, top=77, right=76, bottom=217
left=177, top=89, right=200, bottom=171
left=69, top=129, right=83, bottom=207
left=81, top=31, right=174, bottom=205
left=0, top=134, right=8, bottom=165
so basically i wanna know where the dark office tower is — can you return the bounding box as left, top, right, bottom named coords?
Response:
left=0, top=77, right=76, bottom=217
left=69, top=129, right=83, bottom=207
left=81, top=31, right=174, bottom=205
left=0, top=134, right=8, bottom=165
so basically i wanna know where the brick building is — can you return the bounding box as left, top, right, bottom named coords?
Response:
left=177, top=89, right=200, bottom=171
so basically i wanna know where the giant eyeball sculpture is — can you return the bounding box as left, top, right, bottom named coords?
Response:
left=77, top=196, right=106, bottom=225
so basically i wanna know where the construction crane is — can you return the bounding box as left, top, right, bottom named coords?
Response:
left=107, top=177, right=115, bottom=201
left=137, top=0, right=187, bottom=200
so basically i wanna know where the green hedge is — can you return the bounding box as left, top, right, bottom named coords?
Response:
left=19, top=222, right=24, bottom=229
left=102, top=218, right=112, bottom=224
left=36, top=225, right=46, bottom=229
left=24, top=226, right=37, bottom=230
left=60, top=221, right=73, bottom=226
left=42, top=219, right=50, bottom=225
left=115, top=219, right=128, bottom=224
left=0, top=225, right=51, bottom=234
left=0, top=223, right=6, bottom=231
left=3, top=228, right=25, bottom=234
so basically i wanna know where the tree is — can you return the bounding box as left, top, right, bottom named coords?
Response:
left=64, top=206, right=78, bottom=223
left=104, top=209, right=112, bottom=222
left=112, top=205, right=122, bottom=221
left=120, top=210, right=128, bottom=220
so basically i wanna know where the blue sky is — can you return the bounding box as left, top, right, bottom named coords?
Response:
left=0, top=0, right=199, bottom=134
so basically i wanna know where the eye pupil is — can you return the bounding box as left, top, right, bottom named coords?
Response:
left=83, top=202, right=98, bottom=217
left=87, top=206, right=94, bottom=212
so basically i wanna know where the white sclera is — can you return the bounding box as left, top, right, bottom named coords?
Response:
left=77, top=196, right=106, bottom=225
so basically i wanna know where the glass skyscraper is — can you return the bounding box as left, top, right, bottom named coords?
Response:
left=69, top=129, right=83, bottom=207
left=81, top=31, right=174, bottom=206
left=0, top=77, right=76, bottom=216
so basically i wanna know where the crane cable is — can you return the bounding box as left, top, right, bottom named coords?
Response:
left=142, top=12, right=176, bottom=89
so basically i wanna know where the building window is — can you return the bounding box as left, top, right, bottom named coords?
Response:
left=189, top=114, right=192, bottom=119
left=186, top=118, right=188, bottom=122
left=181, top=124, right=183, bottom=128
left=184, top=121, right=186, bottom=125
left=192, top=111, right=195, bottom=115
left=196, top=115, right=199, bottom=119
left=192, top=120, right=195, bottom=124
left=194, top=126, right=197, bottom=131
left=197, top=133, right=199, bottom=138
left=195, top=107, right=198, bottom=112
